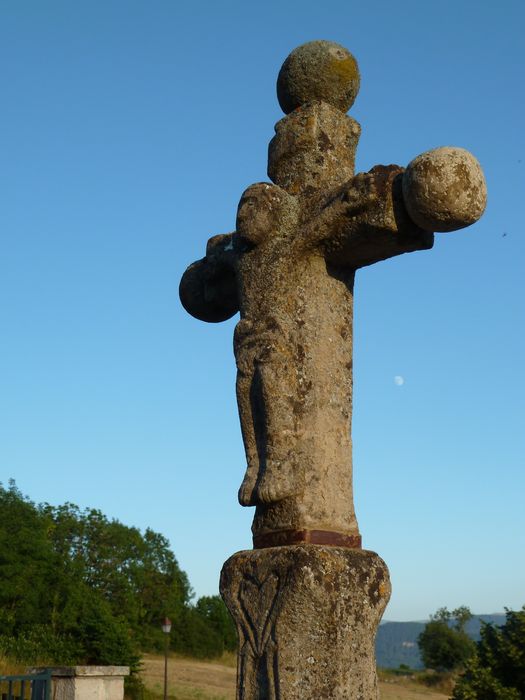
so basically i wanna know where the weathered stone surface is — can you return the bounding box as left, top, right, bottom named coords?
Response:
left=402, top=147, right=487, bottom=232
left=29, top=667, right=129, bottom=700
left=181, top=106, right=435, bottom=545
left=277, top=40, right=360, bottom=114
left=179, top=41, right=487, bottom=545
left=232, top=163, right=433, bottom=545
left=179, top=233, right=238, bottom=323
left=268, top=102, right=361, bottom=194
left=220, top=545, right=390, bottom=700
left=179, top=38, right=486, bottom=700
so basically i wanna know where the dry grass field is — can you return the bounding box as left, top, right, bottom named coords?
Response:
left=140, top=654, right=450, bottom=700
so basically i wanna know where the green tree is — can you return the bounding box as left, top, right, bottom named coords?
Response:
left=71, top=589, right=140, bottom=668
left=195, top=595, right=237, bottom=652
left=0, top=481, right=192, bottom=665
left=418, top=606, right=475, bottom=672
left=453, top=607, right=525, bottom=700
left=42, top=500, right=191, bottom=651
left=173, top=607, right=224, bottom=658
left=453, top=607, right=474, bottom=632
left=0, top=481, right=57, bottom=633
left=0, top=481, right=241, bottom=663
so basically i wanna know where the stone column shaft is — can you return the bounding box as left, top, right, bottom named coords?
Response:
left=220, top=545, right=390, bottom=700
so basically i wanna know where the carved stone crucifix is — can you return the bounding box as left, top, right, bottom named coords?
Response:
left=180, top=41, right=486, bottom=551
left=180, top=40, right=486, bottom=699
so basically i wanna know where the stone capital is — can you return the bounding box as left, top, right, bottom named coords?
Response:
left=220, top=545, right=390, bottom=700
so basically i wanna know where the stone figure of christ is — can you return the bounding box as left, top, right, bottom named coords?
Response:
left=180, top=41, right=486, bottom=550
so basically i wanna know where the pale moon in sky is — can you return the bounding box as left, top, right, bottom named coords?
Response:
left=394, top=375, right=405, bottom=386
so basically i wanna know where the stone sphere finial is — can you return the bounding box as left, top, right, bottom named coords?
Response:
left=402, top=147, right=487, bottom=232
left=277, top=40, right=360, bottom=114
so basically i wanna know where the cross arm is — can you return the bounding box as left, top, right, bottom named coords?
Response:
left=179, top=233, right=239, bottom=323
left=309, top=165, right=434, bottom=269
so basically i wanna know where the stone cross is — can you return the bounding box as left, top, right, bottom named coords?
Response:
left=180, top=41, right=486, bottom=699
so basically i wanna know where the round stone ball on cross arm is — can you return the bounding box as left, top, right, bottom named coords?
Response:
left=277, top=40, right=360, bottom=114
left=402, top=147, right=487, bottom=232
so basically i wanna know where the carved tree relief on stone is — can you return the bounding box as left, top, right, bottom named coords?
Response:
left=220, top=545, right=392, bottom=700
left=235, top=569, right=285, bottom=699
left=180, top=40, right=486, bottom=699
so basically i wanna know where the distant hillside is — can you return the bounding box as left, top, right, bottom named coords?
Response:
left=376, top=614, right=506, bottom=669
left=376, top=621, right=425, bottom=669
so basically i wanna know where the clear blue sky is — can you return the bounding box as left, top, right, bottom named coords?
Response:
left=1, top=1, right=523, bottom=621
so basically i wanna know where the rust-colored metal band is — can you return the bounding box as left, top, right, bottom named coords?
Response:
left=253, top=529, right=362, bottom=550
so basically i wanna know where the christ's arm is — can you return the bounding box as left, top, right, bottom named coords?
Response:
left=179, top=233, right=239, bottom=323
left=305, top=165, right=434, bottom=270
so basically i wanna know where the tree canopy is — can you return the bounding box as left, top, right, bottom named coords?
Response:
left=453, top=607, right=525, bottom=700
left=0, top=480, right=236, bottom=666
left=418, top=606, right=476, bottom=672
